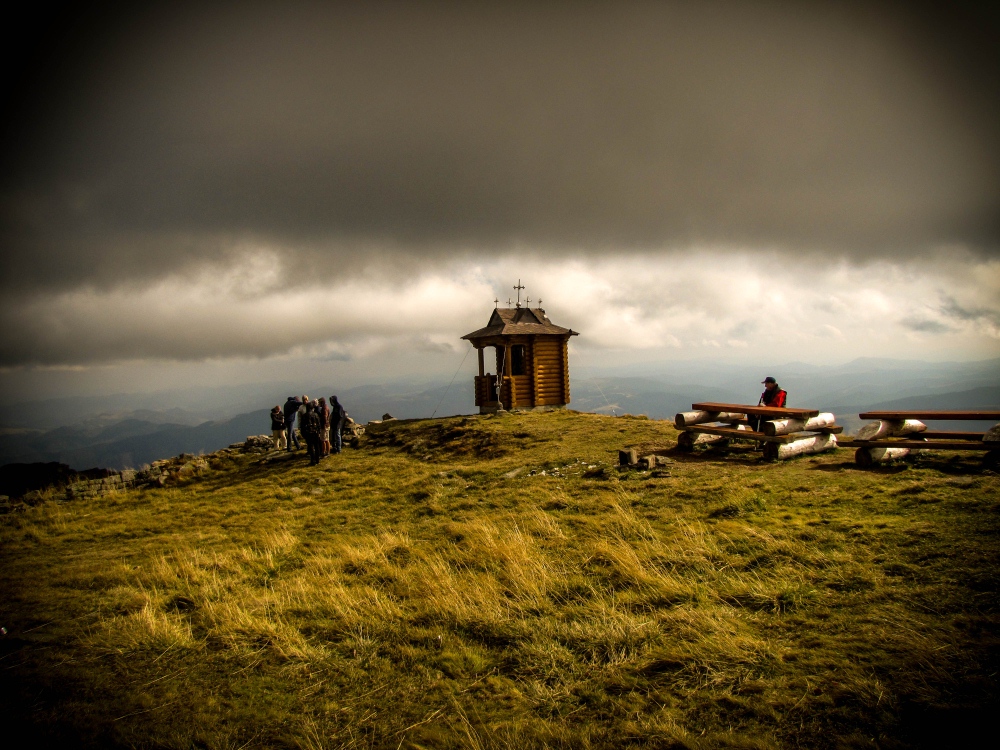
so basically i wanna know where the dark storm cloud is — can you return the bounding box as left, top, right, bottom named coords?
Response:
left=2, top=0, right=997, bottom=295
left=940, top=296, right=1000, bottom=323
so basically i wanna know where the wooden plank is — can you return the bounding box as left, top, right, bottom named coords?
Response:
left=838, top=439, right=992, bottom=450
left=918, top=431, right=986, bottom=440
left=692, top=402, right=819, bottom=419
left=687, top=425, right=795, bottom=444
left=858, top=410, right=1000, bottom=420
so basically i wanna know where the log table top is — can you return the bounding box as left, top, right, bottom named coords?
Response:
left=858, top=410, right=1000, bottom=420
left=690, top=402, right=820, bottom=419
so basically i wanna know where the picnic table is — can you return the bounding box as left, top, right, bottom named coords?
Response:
left=837, top=410, right=1000, bottom=466
left=675, top=402, right=843, bottom=460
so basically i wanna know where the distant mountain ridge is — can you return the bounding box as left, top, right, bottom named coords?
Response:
left=1, top=357, right=997, bottom=470
left=863, top=386, right=1000, bottom=412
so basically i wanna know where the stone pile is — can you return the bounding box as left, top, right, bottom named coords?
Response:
left=144, top=455, right=212, bottom=485
left=241, top=435, right=275, bottom=453
left=65, top=469, right=139, bottom=499
left=64, top=454, right=216, bottom=499
left=343, top=417, right=365, bottom=439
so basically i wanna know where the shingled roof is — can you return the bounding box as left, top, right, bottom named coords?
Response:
left=462, top=307, right=578, bottom=340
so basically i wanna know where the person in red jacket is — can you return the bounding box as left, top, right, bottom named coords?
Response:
left=750, top=377, right=787, bottom=432
left=759, top=377, right=787, bottom=408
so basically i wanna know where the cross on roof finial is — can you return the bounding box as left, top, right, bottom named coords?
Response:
left=514, top=279, right=525, bottom=308
left=494, top=297, right=499, bottom=308
left=507, top=298, right=513, bottom=307
left=525, top=296, right=532, bottom=306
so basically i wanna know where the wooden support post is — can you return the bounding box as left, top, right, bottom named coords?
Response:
left=477, top=347, right=484, bottom=377
left=504, top=344, right=514, bottom=408
left=855, top=446, right=911, bottom=466
left=763, top=434, right=837, bottom=461
left=562, top=338, right=570, bottom=405
left=678, top=431, right=728, bottom=451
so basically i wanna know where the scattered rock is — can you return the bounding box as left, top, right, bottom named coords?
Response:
left=641, top=455, right=672, bottom=470
left=177, top=459, right=209, bottom=476
left=619, top=449, right=638, bottom=467
left=343, top=418, right=365, bottom=439
left=241, top=435, right=275, bottom=453
left=503, top=467, right=525, bottom=479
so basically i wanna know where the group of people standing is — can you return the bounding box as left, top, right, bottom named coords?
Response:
left=270, top=395, right=348, bottom=466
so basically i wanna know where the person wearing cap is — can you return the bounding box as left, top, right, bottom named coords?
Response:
left=750, top=377, right=787, bottom=431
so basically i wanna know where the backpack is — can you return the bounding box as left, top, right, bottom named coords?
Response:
left=302, top=410, right=321, bottom=437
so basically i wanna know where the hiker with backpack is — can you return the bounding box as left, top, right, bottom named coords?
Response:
left=301, top=401, right=323, bottom=465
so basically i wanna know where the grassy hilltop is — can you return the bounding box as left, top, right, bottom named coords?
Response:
left=1, top=411, right=998, bottom=749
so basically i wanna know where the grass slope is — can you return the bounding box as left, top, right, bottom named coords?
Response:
left=1, top=411, right=998, bottom=749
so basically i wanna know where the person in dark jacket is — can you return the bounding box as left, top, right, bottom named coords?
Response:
left=750, top=377, right=788, bottom=431
left=329, top=395, right=347, bottom=454
left=270, top=406, right=286, bottom=451
left=283, top=396, right=302, bottom=451
left=301, top=402, right=322, bottom=465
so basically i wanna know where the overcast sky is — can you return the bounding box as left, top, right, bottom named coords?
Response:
left=1, top=1, right=998, bottom=399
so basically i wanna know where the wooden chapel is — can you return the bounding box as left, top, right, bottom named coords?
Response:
left=462, top=302, right=578, bottom=413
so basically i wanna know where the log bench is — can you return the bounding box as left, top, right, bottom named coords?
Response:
left=838, top=410, right=1000, bottom=466
left=674, top=402, right=842, bottom=460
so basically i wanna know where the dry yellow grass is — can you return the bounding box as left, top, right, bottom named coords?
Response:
left=1, top=410, right=998, bottom=748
